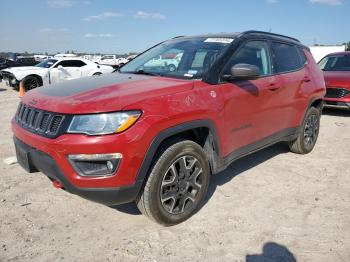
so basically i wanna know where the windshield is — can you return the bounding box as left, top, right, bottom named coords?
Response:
left=120, top=37, right=234, bottom=79
left=319, top=55, right=350, bottom=71
left=36, top=59, right=58, bottom=68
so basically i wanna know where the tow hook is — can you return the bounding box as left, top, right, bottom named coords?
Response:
left=52, top=180, right=63, bottom=189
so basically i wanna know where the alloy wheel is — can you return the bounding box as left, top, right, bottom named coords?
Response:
left=24, top=78, right=39, bottom=90
left=160, top=155, right=204, bottom=215
left=304, top=114, right=319, bottom=150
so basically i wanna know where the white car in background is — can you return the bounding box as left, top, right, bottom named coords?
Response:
left=54, top=53, right=78, bottom=58
left=34, top=55, right=53, bottom=62
left=97, top=55, right=129, bottom=68
left=0, top=58, right=114, bottom=91
left=144, top=53, right=183, bottom=72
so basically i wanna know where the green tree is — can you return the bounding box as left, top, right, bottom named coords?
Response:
left=346, top=42, right=350, bottom=51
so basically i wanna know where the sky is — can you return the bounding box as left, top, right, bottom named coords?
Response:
left=0, top=0, right=348, bottom=54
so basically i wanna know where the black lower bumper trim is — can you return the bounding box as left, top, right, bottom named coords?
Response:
left=13, top=137, right=141, bottom=206
left=323, top=101, right=350, bottom=109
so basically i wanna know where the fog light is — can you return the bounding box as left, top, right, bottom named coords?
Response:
left=68, top=153, right=122, bottom=177
left=106, top=160, right=114, bottom=171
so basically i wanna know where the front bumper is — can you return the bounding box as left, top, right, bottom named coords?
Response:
left=0, top=71, right=19, bottom=89
left=324, top=99, right=350, bottom=110
left=14, top=137, right=142, bottom=205
left=324, top=87, right=350, bottom=109
left=11, top=111, right=156, bottom=206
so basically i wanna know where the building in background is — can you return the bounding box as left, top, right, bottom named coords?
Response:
left=310, top=45, right=346, bottom=63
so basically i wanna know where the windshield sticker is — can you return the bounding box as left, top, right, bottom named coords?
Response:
left=204, top=38, right=234, bottom=44
left=184, top=70, right=198, bottom=78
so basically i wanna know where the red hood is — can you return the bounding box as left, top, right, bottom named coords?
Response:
left=22, top=73, right=194, bottom=114
left=323, top=71, right=350, bottom=89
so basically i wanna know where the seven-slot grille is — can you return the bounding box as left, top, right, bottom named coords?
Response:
left=15, top=103, right=65, bottom=138
left=325, top=87, right=350, bottom=99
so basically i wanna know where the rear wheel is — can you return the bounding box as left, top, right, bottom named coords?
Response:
left=93, top=72, right=102, bottom=76
left=289, top=107, right=320, bottom=154
left=136, top=140, right=210, bottom=226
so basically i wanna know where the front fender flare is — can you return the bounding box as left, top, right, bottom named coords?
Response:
left=134, top=119, right=221, bottom=189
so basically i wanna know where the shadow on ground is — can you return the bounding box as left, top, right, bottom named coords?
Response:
left=0, top=88, right=7, bottom=92
left=112, top=142, right=290, bottom=216
left=111, top=202, right=141, bottom=215
left=323, top=108, right=350, bottom=117
left=246, top=242, right=296, bottom=262
left=204, top=142, right=290, bottom=205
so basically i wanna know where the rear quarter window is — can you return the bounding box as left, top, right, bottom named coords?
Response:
left=272, top=42, right=303, bottom=73
left=297, top=47, right=308, bottom=65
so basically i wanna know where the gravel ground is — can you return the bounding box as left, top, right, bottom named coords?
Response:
left=0, top=82, right=349, bottom=262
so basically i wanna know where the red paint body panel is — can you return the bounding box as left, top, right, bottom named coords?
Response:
left=22, top=76, right=194, bottom=114
left=321, top=51, right=350, bottom=104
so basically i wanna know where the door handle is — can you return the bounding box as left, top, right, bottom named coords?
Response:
left=303, top=77, right=311, bottom=83
left=267, top=83, right=280, bottom=92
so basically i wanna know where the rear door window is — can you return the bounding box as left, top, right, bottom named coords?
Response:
left=271, top=42, right=303, bottom=73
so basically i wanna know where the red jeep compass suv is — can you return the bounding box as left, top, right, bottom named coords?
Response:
left=319, top=51, right=350, bottom=109
left=12, top=31, right=325, bottom=225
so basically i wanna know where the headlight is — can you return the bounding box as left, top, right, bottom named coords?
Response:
left=67, top=111, right=141, bottom=135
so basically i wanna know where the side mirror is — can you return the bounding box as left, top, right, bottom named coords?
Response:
left=57, top=65, right=63, bottom=70
left=223, top=63, right=260, bottom=81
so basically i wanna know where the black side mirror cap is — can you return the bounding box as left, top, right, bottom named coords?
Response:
left=222, top=63, right=260, bottom=81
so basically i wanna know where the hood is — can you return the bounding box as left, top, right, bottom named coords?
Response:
left=3, top=66, right=45, bottom=73
left=22, top=73, right=194, bottom=114
left=323, top=71, right=350, bottom=89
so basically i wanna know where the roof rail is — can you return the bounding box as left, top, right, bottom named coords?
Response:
left=172, top=35, right=185, bottom=39
left=242, top=30, right=300, bottom=43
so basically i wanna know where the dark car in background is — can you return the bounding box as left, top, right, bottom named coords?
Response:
left=319, top=51, right=350, bottom=110
left=0, top=56, right=38, bottom=82
left=0, top=57, right=38, bottom=71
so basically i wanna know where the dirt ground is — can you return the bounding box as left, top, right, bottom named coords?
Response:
left=0, top=82, right=349, bottom=262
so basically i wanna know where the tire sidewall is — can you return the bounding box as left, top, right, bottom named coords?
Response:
left=148, top=141, right=210, bottom=225
left=299, top=107, right=320, bottom=153
left=23, top=76, right=40, bottom=91
left=168, top=64, right=176, bottom=72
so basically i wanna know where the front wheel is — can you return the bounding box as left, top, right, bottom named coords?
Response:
left=22, top=76, right=41, bottom=91
left=168, top=64, right=176, bottom=72
left=136, top=140, right=210, bottom=226
left=289, top=107, right=320, bottom=154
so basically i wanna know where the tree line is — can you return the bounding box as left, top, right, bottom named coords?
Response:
left=0, top=51, right=138, bottom=59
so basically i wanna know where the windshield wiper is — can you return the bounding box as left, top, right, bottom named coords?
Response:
left=133, top=70, right=162, bottom=76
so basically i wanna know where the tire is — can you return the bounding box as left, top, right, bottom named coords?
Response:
left=136, top=140, right=210, bottom=226
left=22, top=76, right=41, bottom=91
left=289, top=107, right=320, bottom=154
left=93, top=72, right=102, bottom=76
left=168, top=64, right=176, bottom=72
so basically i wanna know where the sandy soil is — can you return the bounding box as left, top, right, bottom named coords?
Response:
left=0, top=83, right=349, bottom=262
